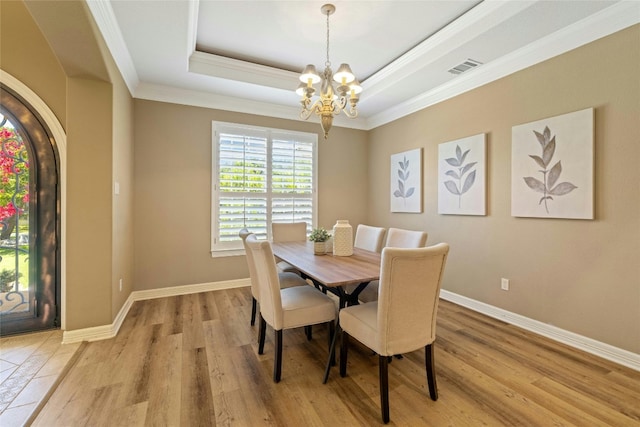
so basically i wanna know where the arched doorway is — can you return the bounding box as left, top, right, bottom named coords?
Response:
left=0, top=88, right=60, bottom=335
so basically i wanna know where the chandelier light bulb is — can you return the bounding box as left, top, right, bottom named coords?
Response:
left=333, top=63, right=355, bottom=84
left=300, top=64, right=321, bottom=84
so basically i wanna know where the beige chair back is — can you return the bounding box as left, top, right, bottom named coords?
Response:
left=246, top=234, right=284, bottom=330
left=272, top=222, right=307, bottom=242
left=377, top=243, right=449, bottom=356
left=239, top=228, right=260, bottom=300
left=384, top=227, right=428, bottom=248
left=354, top=224, right=386, bottom=252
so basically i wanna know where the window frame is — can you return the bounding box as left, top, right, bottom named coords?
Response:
left=211, top=121, right=318, bottom=257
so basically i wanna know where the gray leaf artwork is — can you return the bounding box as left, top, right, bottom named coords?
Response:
left=390, top=148, right=421, bottom=213
left=443, top=145, right=477, bottom=208
left=523, top=126, right=577, bottom=214
left=393, top=156, right=415, bottom=203
left=511, top=108, right=593, bottom=219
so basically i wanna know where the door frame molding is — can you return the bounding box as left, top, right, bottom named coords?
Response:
left=1, top=70, right=67, bottom=330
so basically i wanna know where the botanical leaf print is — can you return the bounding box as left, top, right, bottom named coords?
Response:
left=393, top=156, right=415, bottom=203
left=443, top=145, right=476, bottom=207
left=523, top=126, right=577, bottom=213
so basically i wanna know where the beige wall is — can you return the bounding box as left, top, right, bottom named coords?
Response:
left=101, top=20, right=135, bottom=323
left=111, top=72, right=134, bottom=321
left=1, top=1, right=135, bottom=330
left=66, top=77, right=113, bottom=328
left=367, top=25, right=640, bottom=353
left=0, top=1, right=67, bottom=125
left=133, top=100, right=369, bottom=290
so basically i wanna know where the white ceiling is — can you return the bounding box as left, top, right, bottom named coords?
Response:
left=87, top=0, right=638, bottom=131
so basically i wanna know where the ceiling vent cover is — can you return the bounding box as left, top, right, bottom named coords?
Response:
left=448, top=59, right=483, bottom=75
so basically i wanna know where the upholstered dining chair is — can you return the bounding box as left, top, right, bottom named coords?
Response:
left=339, top=243, right=449, bottom=424
left=245, top=234, right=337, bottom=383
left=353, top=224, right=386, bottom=253
left=357, top=227, right=428, bottom=303
left=239, top=229, right=307, bottom=326
left=345, top=224, right=387, bottom=297
left=272, top=222, right=307, bottom=274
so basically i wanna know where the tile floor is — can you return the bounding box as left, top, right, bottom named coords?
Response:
left=0, top=330, right=81, bottom=426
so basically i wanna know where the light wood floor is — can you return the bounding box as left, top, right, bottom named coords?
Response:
left=34, top=287, right=640, bottom=426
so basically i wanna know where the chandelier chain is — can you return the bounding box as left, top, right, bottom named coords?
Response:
left=325, top=9, right=331, bottom=68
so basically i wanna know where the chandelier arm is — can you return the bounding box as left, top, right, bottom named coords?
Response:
left=300, top=99, right=323, bottom=120
left=341, top=108, right=359, bottom=119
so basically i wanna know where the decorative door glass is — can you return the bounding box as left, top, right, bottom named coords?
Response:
left=0, top=114, right=33, bottom=318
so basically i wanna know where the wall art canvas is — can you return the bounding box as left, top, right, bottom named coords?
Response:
left=438, top=133, right=486, bottom=215
left=390, top=148, right=422, bottom=213
left=511, top=108, right=594, bottom=219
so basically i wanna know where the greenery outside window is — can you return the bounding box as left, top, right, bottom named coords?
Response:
left=211, top=122, right=317, bottom=256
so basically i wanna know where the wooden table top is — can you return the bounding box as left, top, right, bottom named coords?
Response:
left=271, top=241, right=381, bottom=287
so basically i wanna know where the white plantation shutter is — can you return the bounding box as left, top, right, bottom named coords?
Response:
left=212, top=122, right=317, bottom=254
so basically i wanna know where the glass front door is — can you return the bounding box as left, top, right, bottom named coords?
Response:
left=0, top=88, right=59, bottom=335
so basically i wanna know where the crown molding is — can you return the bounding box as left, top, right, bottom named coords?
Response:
left=366, top=0, right=640, bottom=130
left=88, top=0, right=638, bottom=132
left=363, top=0, right=533, bottom=99
left=189, top=51, right=299, bottom=91
left=85, top=0, right=139, bottom=95
left=186, top=0, right=199, bottom=57
left=134, top=82, right=369, bottom=131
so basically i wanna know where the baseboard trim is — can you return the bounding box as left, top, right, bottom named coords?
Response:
left=440, top=290, right=640, bottom=372
left=62, top=281, right=638, bottom=372
left=131, top=278, right=250, bottom=301
left=62, top=278, right=250, bottom=344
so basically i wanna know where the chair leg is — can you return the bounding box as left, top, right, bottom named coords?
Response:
left=328, top=321, right=335, bottom=366
left=250, top=297, right=257, bottom=326
left=339, top=331, right=349, bottom=377
left=274, top=329, right=283, bottom=383
left=425, top=343, right=438, bottom=401
left=379, top=355, right=390, bottom=424
left=305, top=325, right=313, bottom=341
left=258, top=314, right=266, bottom=355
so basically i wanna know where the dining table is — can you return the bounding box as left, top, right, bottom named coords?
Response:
left=271, top=240, right=381, bottom=308
left=270, top=240, right=382, bottom=383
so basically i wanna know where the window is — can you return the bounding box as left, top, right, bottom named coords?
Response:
left=211, top=122, right=317, bottom=255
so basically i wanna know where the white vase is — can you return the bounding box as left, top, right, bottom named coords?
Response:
left=313, top=241, right=326, bottom=255
left=333, top=220, right=353, bottom=256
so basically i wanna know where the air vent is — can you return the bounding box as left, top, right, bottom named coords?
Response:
left=448, top=59, right=483, bottom=75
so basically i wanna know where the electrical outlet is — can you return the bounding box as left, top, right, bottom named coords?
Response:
left=119, top=278, right=123, bottom=292
left=501, top=278, right=510, bottom=291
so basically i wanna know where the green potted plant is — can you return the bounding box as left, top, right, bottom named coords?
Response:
left=309, top=227, right=331, bottom=255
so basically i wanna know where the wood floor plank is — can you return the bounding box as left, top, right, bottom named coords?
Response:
left=448, top=313, right=640, bottom=420
left=31, top=289, right=640, bottom=426
left=181, top=293, right=206, bottom=350
left=533, top=376, right=640, bottom=426
left=180, top=347, right=216, bottom=426
left=144, top=332, right=182, bottom=426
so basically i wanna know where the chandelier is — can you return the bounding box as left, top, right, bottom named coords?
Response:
left=296, top=3, right=362, bottom=139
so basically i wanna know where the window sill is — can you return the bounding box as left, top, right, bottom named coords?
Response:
left=211, top=249, right=245, bottom=258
